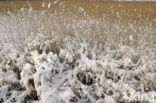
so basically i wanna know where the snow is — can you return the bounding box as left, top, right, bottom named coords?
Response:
left=0, top=7, right=156, bottom=103
left=1, top=42, right=155, bottom=102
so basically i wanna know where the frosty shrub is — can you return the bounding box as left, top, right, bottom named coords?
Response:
left=0, top=4, right=156, bottom=103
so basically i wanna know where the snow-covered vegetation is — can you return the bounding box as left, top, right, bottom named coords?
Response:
left=0, top=4, right=156, bottom=103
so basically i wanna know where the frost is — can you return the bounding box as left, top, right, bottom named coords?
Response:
left=104, top=96, right=116, bottom=103
left=0, top=6, right=156, bottom=103
left=79, top=7, right=84, bottom=12
left=48, top=2, right=51, bottom=9
left=42, top=2, right=45, bottom=8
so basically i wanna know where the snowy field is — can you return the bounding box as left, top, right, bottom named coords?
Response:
left=0, top=3, right=156, bottom=103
